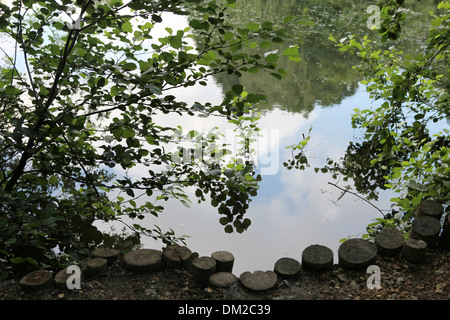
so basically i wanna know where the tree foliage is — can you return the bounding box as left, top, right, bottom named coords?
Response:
left=0, top=0, right=300, bottom=278
left=286, top=0, right=450, bottom=238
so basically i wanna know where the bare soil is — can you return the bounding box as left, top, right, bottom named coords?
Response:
left=0, top=248, right=448, bottom=301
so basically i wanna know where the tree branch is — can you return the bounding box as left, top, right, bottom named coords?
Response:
left=327, top=181, right=387, bottom=218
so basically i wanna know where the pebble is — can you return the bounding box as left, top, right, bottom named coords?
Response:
left=349, top=280, right=360, bottom=290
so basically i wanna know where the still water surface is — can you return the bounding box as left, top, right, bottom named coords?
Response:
left=98, top=1, right=414, bottom=275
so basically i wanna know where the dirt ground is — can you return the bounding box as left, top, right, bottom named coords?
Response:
left=0, top=247, right=449, bottom=301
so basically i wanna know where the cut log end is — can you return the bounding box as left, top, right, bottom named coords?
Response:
left=410, top=216, right=441, bottom=247
left=302, top=244, right=334, bottom=271
left=91, top=248, right=120, bottom=266
left=403, top=237, right=427, bottom=263
left=209, top=272, right=237, bottom=288
left=86, top=257, right=108, bottom=276
left=191, top=256, right=216, bottom=286
left=240, top=270, right=277, bottom=291
left=162, top=245, right=193, bottom=269
left=123, top=249, right=162, bottom=273
left=19, top=270, right=53, bottom=292
left=338, top=238, right=377, bottom=269
left=273, top=257, right=301, bottom=278
left=211, top=251, right=235, bottom=273
left=415, top=200, right=444, bottom=220
left=375, top=228, right=405, bottom=257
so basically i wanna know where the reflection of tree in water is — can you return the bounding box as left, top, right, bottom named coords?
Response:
left=204, top=0, right=437, bottom=116
left=211, top=0, right=367, bottom=116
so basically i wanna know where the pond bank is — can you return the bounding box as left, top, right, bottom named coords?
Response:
left=0, top=247, right=448, bottom=300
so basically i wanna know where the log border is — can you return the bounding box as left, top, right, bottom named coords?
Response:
left=16, top=200, right=449, bottom=293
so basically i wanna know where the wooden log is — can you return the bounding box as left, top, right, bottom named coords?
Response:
left=273, top=257, right=301, bottom=278
left=240, top=270, right=278, bottom=291
left=301, top=244, right=334, bottom=271
left=410, top=216, right=441, bottom=247
left=438, top=213, right=450, bottom=249
left=338, top=238, right=377, bottom=269
left=415, top=200, right=444, bottom=220
left=55, top=268, right=70, bottom=289
left=162, top=245, right=193, bottom=269
left=123, top=248, right=162, bottom=273
left=86, top=257, right=108, bottom=277
left=190, top=256, right=216, bottom=286
left=403, top=237, right=427, bottom=263
left=91, top=248, right=120, bottom=266
left=375, top=227, right=405, bottom=257
left=209, top=272, right=237, bottom=288
left=211, top=251, right=234, bottom=273
left=19, top=270, right=53, bottom=292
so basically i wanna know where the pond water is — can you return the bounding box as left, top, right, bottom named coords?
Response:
left=97, top=1, right=423, bottom=275
left=1, top=0, right=439, bottom=276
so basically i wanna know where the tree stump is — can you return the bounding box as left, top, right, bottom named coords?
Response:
left=410, top=216, right=441, bottom=247
left=162, top=245, right=193, bottom=270
left=415, top=200, right=444, bottom=220
left=19, top=270, right=53, bottom=292
left=338, top=238, right=377, bottom=269
left=209, top=272, right=237, bottom=288
left=240, top=270, right=277, bottom=291
left=438, top=213, right=450, bottom=249
left=55, top=268, right=70, bottom=289
left=123, top=249, right=162, bottom=273
left=91, top=248, right=120, bottom=266
left=375, top=227, right=405, bottom=257
left=211, top=251, right=234, bottom=273
left=86, top=258, right=108, bottom=277
left=191, top=256, right=216, bottom=286
left=403, top=237, right=427, bottom=263
left=273, top=257, right=301, bottom=278
left=301, top=244, right=334, bottom=271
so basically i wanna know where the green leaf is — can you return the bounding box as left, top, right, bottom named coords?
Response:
left=49, top=176, right=58, bottom=184
left=232, top=84, right=243, bottom=95
left=245, top=22, right=260, bottom=32
left=111, top=86, right=119, bottom=97
left=169, top=35, right=182, bottom=49
left=122, top=62, right=137, bottom=71
left=121, top=21, right=133, bottom=33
